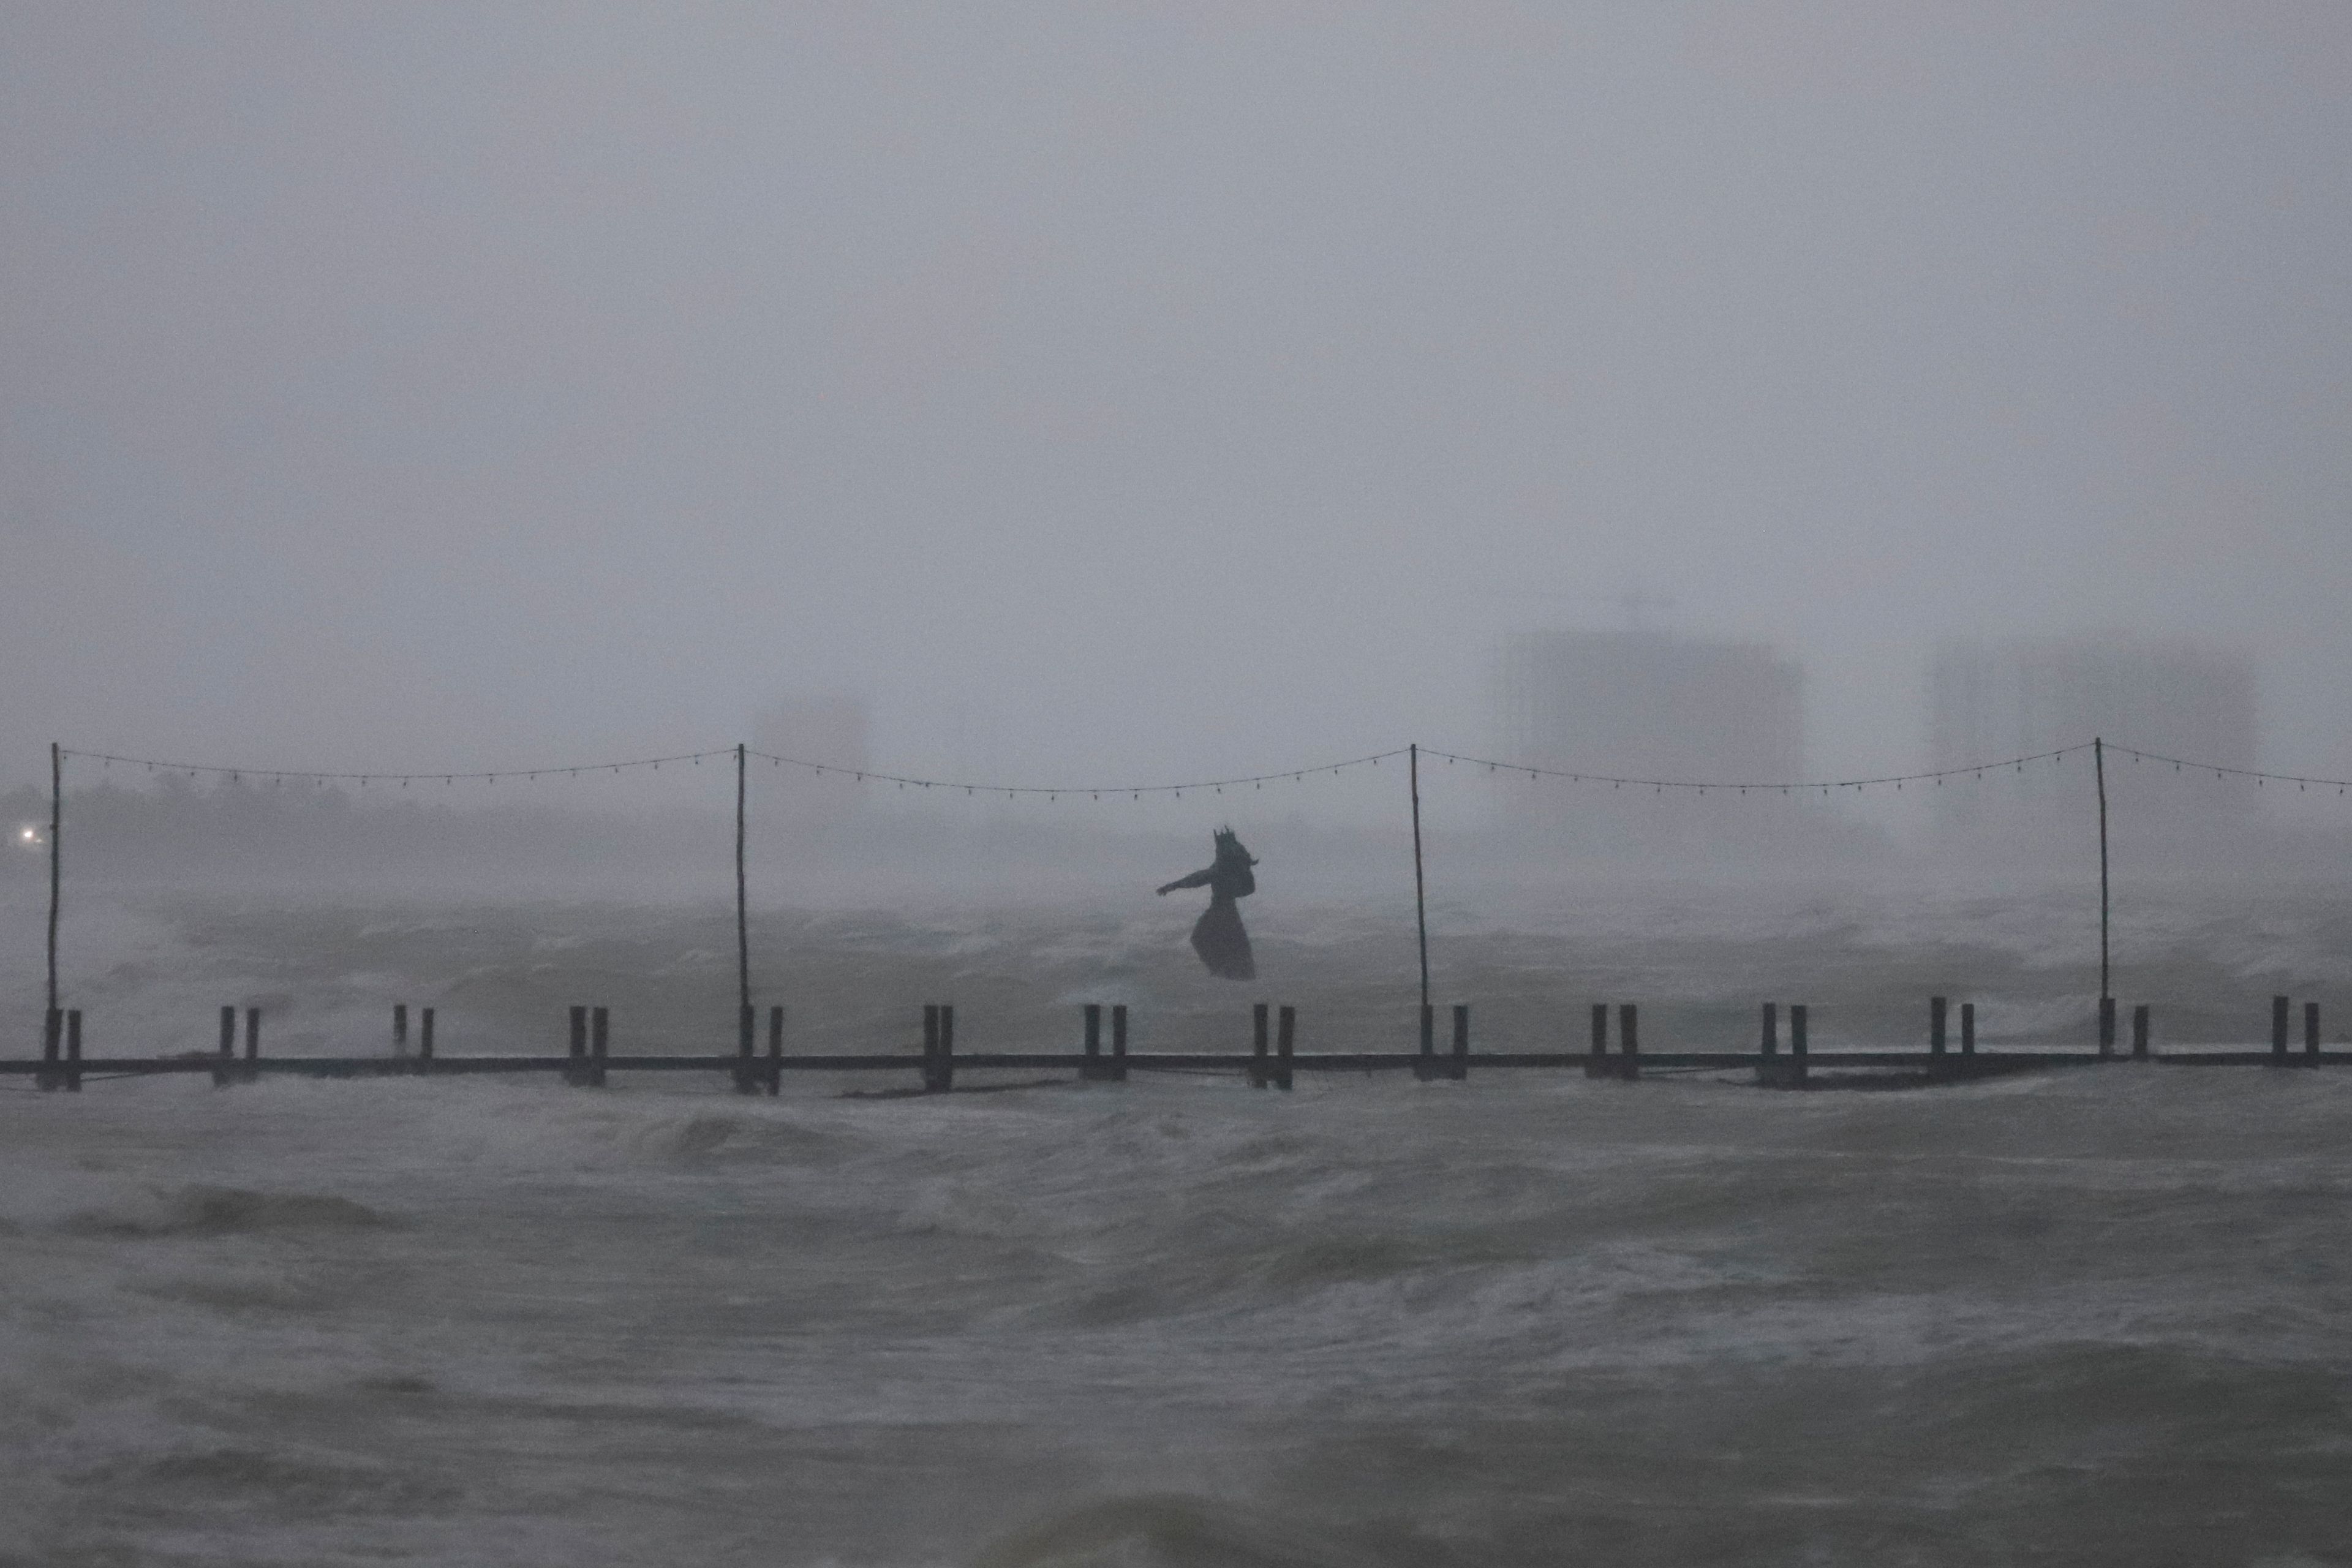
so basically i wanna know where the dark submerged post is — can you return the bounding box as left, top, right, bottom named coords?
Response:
left=921, top=1003, right=956, bottom=1092
left=1931, top=996, right=1947, bottom=1058
left=2272, top=995, right=2290, bottom=1065
left=40, top=1008, right=59, bottom=1092
left=1586, top=1003, right=1608, bottom=1079
left=767, top=1004, right=783, bottom=1096
left=1790, top=1003, right=1809, bottom=1087
left=1110, top=1003, right=1128, bottom=1082
left=2132, top=1003, right=2150, bottom=1060
left=45, top=742, right=59, bottom=1022
left=1082, top=1003, right=1102, bottom=1080
left=568, top=1005, right=587, bottom=1084
left=590, top=1006, right=609, bottom=1087
left=1961, top=1001, right=1975, bottom=1056
left=1251, top=1002, right=1269, bottom=1088
left=2305, top=1000, right=2320, bottom=1065
left=1619, top=1002, right=1639, bottom=1082
left=64, top=1009, right=81, bottom=1092
left=736, top=1003, right=756, bottom=1095
left=394, top=1003, right=409, bottom=1056
left=1276, top=1005, right=1295, bottom=1091
left=735, top=743, right=750, bottom=1029
left=1450, top=1004, right=1469, bottom=1082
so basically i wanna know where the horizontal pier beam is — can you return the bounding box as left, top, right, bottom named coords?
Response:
left=9, top=1047, right=2346, bottom=1079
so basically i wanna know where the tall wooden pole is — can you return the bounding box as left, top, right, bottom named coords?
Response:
left=2095, top=736, right=2109, bottom=1007
left=1410, top=742, right=1429, bottom=1019
left=735, top=742, right=750, bottom=1021
left=46, top=742, right=61, bottom=1017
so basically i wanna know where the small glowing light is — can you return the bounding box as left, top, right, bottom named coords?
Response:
left=18, top=826, right=41, bottom=847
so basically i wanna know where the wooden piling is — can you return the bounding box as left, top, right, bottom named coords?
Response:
left=1110, top=1003, right=1128, bottom=1082
left=1757, top=1001, right=1789, bottom=1087
left=1276, top=1005, right=1295, bottom=1091
left=2272, top=995, right=2290, bottom=1065
left=245, top=1006, right=261, bottom=1082
left=1790, top=1003, right=1809, bottom=1086
left=921, top=1003, right=957, bottom=1093
left=767, top=1005, right=784, bottom=1096
left=1619, top=1003, right=1639, bottom=1082
left=1451, top=1003, right=1469, bottom=1082
left=215, top=1005, right=235, bottom=1088
left=394, top=1003, right=409, bottom=1056
left=736, top=1003, right=756, bottom=1095
left=2305, top=1000, right=2321, bottom=1065
left=2133, top=1003, right=2150, bottom=1060
left=40, top=1006, right=59, bottom=1092
left=568, top=1005, right=587, bottom=1085
left=2099, top=995, right=2116, bottom=1060
left=1252, top=1002, right=1270, bottom=1088
left=590, top=1006, right=609, bottom=1087
left=1417, top=1003, right=1437, bottom=1080
left=1961, top=1001, right=1975, bottom=1056
left=1586, top=1002, right=1609, bottom=1079
left=1082, top=1002, right=1104, bottom=1080
left=64, top=1008, right=81, bottom=1092
left=1931, top=996, right=1947, bottom=1058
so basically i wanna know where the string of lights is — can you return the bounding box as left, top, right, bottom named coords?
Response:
left=742, top=746, right=1412, bottom=799
left=56, top=746, right=735, bottom=786
left=1414, top=743, right=2097, bottom=795
left=2106, top=744, right=2352, bottom=794
left=51, top=739, right=2351, bottom=802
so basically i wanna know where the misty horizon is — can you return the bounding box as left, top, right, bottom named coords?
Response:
left=6, top=6, right=2346, bottom=802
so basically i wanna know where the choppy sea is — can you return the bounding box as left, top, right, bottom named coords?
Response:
left=2, top=878, right=2348, bottom=1565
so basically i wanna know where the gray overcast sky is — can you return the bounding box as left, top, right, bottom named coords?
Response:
left=3, top=2, right=2346, bottom=791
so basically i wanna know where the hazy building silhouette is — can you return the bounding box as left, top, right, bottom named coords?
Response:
left=1489, top=630, right=1812, bottom=859
left=1927, top=637, right=2258, bottom=844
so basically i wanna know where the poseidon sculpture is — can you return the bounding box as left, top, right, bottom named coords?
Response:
left=1156, top=827, right=1258, bottom=980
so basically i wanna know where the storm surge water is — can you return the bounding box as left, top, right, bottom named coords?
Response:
left=2, top=883, right=2348, bottom=1564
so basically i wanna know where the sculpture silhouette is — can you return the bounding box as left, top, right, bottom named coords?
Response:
left=1156, top=827, right=1258, bottom=980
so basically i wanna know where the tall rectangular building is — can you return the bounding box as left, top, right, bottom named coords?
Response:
left=1489, top=630, right=1807, bottom=858
left=1927, top=637, right=2258, bottom=835
left=1494, top=628, right=1806, bottom=785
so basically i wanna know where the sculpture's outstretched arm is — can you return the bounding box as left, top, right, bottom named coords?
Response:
left=1156, top=866, right=1215, bottom=895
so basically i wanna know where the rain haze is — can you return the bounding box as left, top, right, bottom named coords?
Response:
left=6, top=4, right=2349, bottom=790
left=4, top=6, right=2352, bottom=1566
